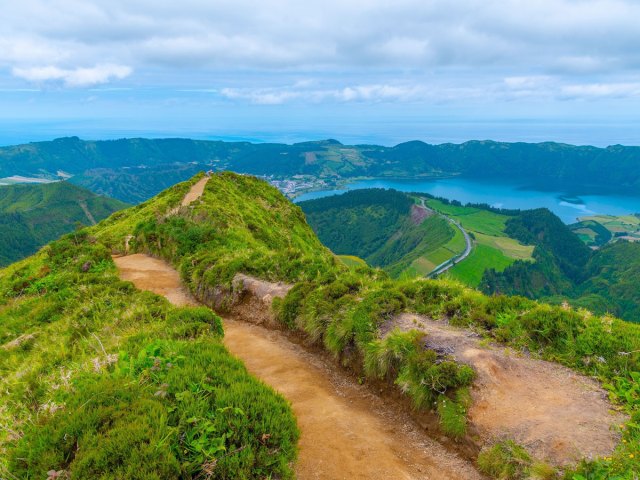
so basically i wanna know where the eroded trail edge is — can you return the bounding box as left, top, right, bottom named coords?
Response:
left=114, top=254, right=483, bottom=480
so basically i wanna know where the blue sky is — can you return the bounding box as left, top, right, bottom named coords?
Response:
left=1, top=0, right=640, bottom=146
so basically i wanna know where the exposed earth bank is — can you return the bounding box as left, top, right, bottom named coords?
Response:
left=114, top=253, right=483, bottom=480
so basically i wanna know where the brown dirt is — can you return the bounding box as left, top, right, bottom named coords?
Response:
left=113, top=254, right=197, bottom=307
left=384, top=313, right=626, bottom=466
left=411, top=204, right=432, bottom=225
left=181, top=176, right=210, bottom=207
left=113, top=253, right=484, bottom=480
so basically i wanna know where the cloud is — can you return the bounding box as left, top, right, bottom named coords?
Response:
left=1, top=0, right=640, bottom=73
left=11, top=64, right=132, bottom=87
left=561, top=82, right=640, bottom=99
left=220, top=84, right=432, bottom=105
left=0, top=0, right=640, bottom=105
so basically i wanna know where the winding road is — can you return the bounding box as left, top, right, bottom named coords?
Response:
left=417, top=198, right=473, bottom=277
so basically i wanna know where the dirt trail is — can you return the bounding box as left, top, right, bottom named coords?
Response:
left=182, top=176, right=210, bottom=206
left=385, top=314, right=625, bottom=466
left=113, top=254, right=484, bottom=480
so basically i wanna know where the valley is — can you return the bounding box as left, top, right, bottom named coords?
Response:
left=0, top=182, right=129, bottom=266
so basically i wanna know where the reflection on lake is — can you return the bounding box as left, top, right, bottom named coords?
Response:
left=294, top=177, right=640, bottom=224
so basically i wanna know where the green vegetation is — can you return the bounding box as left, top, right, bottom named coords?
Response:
left=427, top=199, right=509, bottom=236
left=477, top=440, right=535, bottom=479
left=423, top=199, right=535, bottom=287
left=299, top=189, right=456, bottom=278
left=448, top=243, right=514, bottom=286
left=0, top=228, right=299, bottom=479
left=3, top=172, right=640, bottom=478
left=571, top=214, right=640, bottom=247
left=483, top=208, right=640, bottom=322
left=0, top=182, right=128, bottom=267
left=337, top=255, right=368, bottom=268
left=4, top=137, right=640, bottom=204
left=299, top=189, right=416, bottom=260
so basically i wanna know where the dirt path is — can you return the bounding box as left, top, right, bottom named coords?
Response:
left=181, top=176, right=210, bottom=206
left=384, top=314, right=625, bottom=466
left=113, top=254, right=484, bottom=480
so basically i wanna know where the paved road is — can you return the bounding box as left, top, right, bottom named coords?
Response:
left=417, top=198, right=473, bottom=277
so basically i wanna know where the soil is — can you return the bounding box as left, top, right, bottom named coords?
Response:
left=181, top=177, right=210, bottom=207
left=382, top=313, right=626, bottom=466
left=411, top=204, right=432, bottom=225
left=113, top=254, right=484, bottom=480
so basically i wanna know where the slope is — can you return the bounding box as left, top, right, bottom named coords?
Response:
left=299, top=190, right=534, bottom=284
left=299, top=189, right=456, bottom=276
left=114, top=253, right=481, bottom=479
left=2, top=172, right=639, bottom=479
left=95, top=173, right=637, bottom=477
left=0, top=181, right=128, bottom=266
left=482, top=208, right=640, bottom=322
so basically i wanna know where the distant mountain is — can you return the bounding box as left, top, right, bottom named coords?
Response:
left=0, top=181, right=128, bottom=266
left=1, top=137, right=640, bottom=203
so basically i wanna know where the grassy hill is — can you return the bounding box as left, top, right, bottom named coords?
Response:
left=2, top=137, right=640, bottom=203
left=0, top=182, right=128, bottom=266
left=298, top=189, right=458, bottom=277
left=482, top=209, right=640, bottom=322
left=299, top=190, right=534, bottom=285
left=1, top=173, right=639, bottom=479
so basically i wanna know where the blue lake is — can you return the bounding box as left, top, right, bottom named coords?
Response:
left=294, top=177, right=640, bottom=224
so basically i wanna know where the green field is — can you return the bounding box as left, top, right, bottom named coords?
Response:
left=421, top=199, right=534, bottom=285
left=571, top=214, right=640, bottom=246
left=448, top=244, right=516, bottom=287
left=427, top=199, right=508, bottom=236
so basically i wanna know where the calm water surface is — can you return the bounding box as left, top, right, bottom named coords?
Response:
left=295, top=177, right=640, bottom=224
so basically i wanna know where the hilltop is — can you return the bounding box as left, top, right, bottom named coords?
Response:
left=2, top=137, right=640, bottom=203
left=0, top=181, right=128, bottom=266
left=1, top=173, right=639, bottom=479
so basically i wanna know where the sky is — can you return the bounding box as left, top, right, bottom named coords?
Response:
left=1, top=0, right=640, bottom=147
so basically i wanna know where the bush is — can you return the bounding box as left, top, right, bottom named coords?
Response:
left=477, top=440, right=532, bottom=479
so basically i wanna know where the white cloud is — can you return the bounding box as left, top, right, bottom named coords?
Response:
left=1, top=0, right=640, bottom=101
left=561, top=82, right=640, bottom=99
left=220, top=84, right=431, bottom=104
left=11, top=64, right=132, bottom=87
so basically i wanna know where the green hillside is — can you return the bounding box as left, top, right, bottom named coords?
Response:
left=425, top=199, right=534, bottom=286
left=2, top=137, right=640, bottom=203
left=2, top=173, right=640, bottom=479
left=299, top=190, right=535, bottom=285
left=298, top=189, right=457, bottom=277
left=482, top=209, right=640, bottom=322
left=0, top=182, right=128, bottom=266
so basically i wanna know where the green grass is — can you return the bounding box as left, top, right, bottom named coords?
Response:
left=0, top=229, right=299, bottom=479
left=448, top=244, right=515, bottom=287
left=427, top=199, right=508, bottom=236
left=474, top=232, right=534, bottom=261
left=4, top=173, right=640, bottom=478
left=0, top=182, right=128, bottom=266
left=338, top=255, right=368, bottom=268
